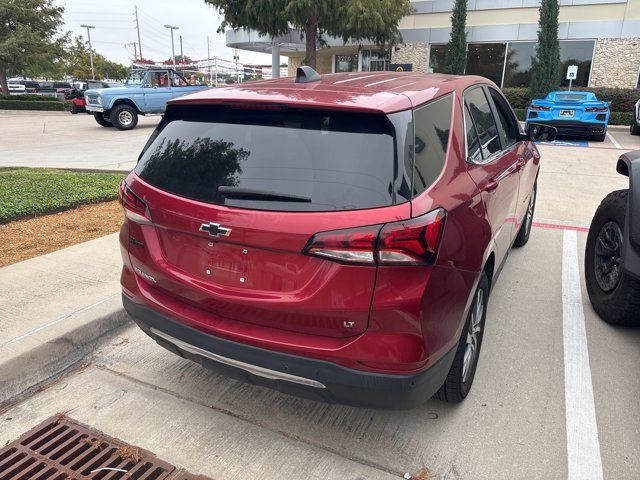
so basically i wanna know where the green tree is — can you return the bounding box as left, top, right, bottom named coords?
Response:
left=444, top=0, right=467, bottom=75
left=204, top=0, right=413, bottom=69
left=529, top=0, right=561, bottom=98
left=65, top=37, right=129, bottom=80
left=0, top=0, right=67, bottom=93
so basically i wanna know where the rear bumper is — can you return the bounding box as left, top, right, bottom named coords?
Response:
left=123, top=295, right=456, bottom=409
left=526, top=119, right=607, bottom=136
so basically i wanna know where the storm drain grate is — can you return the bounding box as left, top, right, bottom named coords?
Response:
left=0, top=415, right=212, bottom=480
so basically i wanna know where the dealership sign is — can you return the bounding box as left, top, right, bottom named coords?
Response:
left=389, top=64, right=412, bottom=72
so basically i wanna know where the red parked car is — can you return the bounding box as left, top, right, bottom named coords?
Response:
left=120, top=68, right=555, bottom=409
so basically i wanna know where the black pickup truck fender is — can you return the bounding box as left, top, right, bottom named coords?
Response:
left=616, top=150, right=640, bottom=279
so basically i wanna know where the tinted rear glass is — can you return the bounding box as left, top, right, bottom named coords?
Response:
left=135, top=106, right=398, bottom=212
left=555, top=93, right=586, bottom=102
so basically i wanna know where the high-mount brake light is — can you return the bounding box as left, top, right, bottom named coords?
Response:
left=119, top=180, right=152, bottom=224
left=303, top=209, right=447, bottom=266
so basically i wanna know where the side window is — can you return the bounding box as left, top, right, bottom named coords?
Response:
left=489, top=88, right=519, bottom=148
left=170, top=71, right=190, bottom=86
left=412, top=94, right=453, bottom=196
left=145, top=71, right=169, bottom=87
left=465, top=87, right=502, bottom=160
left=464, top=105, right=483, bottom=164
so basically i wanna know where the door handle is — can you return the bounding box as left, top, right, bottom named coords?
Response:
left=483, top=180, right=499, bottom=192
left=515, top=158, right=526, bottom=171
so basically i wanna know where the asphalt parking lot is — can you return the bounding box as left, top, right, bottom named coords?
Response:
left=1, top=110, right=640, bottom=171
left=1, top=111, right=639, bottom=479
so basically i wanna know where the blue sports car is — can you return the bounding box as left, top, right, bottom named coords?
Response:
left=526, top=91, right=610, bottom=142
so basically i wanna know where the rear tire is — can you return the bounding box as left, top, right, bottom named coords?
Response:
left=93, top=113, right=112, bottom=127
left=111, top=104, right=138, bottom=131
left=435, top=272, right=489, bottom=403
left=631, top=121, right=640, bottom=136
left=513, top=181, right=537, bottom=247
left=585, top=189, right=640, bottom=326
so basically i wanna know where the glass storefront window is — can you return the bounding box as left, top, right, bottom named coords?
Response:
left=503, top=42, right=536, bottom=88
left=334, top=54, right=358, bottom=73
left=559, top=40, right=594, bottom=87
left=363, top=50, right=390, bottom=71
left=466, top=43, right=506, bottom=85
left=429, top=45, right=448, bottom=73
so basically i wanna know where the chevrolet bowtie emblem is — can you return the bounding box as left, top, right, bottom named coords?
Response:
left=199, top=222, right=232, bottom=237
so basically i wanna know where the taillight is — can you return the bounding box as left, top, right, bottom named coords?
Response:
left=585, top=106, right=608, bottom=112
left=377, top=209, right=446, bottom=265
left=529, top=104, right=550, bottom=111
left=303, top=225, right=382, bottom=265
left=119, top=180, right=152, bottom=224
left=303, top=209, right=446, bottom=266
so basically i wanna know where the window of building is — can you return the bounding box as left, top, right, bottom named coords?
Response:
left=488, top=88, right=519, bottom=148
left=363, top=50, right=390, bottom=71
left=503, top=42, right=536, bottom=88
left=464, top=105, right=482, bottom=164
left=429, top=45, right=448, bottom=73
left=334, top=54, right=358, bottom=73
left=466, top=43, right=507, bottom=86
left=412, top=94, right=453, bottom=196
left=559, top=40, right=595, bottom=87
left=465, top=87, right=502, bottom=161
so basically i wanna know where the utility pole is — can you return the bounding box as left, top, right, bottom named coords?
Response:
left=164, top=25, right=179, bottom=69
left=134, top=6, right=143, bottom=60
left=207, top=36, right=212, bottom=85
left=80, top=24, right=96, bottom=80
left=233, top=49, right=240, bottom=83
left=179, top=35, right=183, bottom=60
left=214, top=56, right=218, bottom=87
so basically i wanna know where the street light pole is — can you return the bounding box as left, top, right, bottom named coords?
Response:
left=80, top=24, right=95, bottom=80
left=164, top=25, right=179, bottom=69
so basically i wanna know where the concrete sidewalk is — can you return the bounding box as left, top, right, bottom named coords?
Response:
left=0, top=233, right=128, bottom=404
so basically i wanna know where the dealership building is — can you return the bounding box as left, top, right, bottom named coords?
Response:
left=227, top=0, right=640, bottom=89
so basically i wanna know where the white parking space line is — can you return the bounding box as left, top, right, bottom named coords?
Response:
left=562, top=230, right=604, bottom=480
left=606, top=131, right=622, bottom=149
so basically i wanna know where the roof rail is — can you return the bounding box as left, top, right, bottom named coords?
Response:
left=295, top=66, right=321, bottom=83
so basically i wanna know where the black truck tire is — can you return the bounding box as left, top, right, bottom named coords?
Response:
left=585, top=189, right=640, bottom=326
left=93, top=113, right=112, bottom=127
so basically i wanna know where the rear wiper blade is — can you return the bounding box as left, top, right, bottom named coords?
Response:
left=218, top=186, right=312, bottom=203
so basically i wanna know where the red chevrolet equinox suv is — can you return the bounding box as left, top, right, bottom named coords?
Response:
left=120, top=67, right=547, bottom=409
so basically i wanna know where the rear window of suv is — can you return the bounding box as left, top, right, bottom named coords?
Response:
left=135, top=106, right=400, bottom=212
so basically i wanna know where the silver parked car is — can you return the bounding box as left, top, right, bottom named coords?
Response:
left=632, top=99, right=640, bottom=136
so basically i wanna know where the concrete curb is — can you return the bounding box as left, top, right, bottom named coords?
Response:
left=0, top=295, right=131, bottom=406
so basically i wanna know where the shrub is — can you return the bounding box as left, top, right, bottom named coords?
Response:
left=0, top=100, right=65, bottom=111
left=0, top=94, right=60, bottom=102
left=609, top=111, right=633, bottom=126
left=502, top=86, right=639, bottom=112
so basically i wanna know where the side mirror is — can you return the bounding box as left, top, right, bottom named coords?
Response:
left=525, top=123, right=557, bottom=142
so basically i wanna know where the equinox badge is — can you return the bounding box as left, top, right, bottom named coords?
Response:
left=200, top=222, right=232, bottom=238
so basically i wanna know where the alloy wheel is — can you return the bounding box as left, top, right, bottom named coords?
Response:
left=594, top=221, right=623, bottom=292
left=462, top=288, right=484, bottom=383
left=118, top=110, right=133, bottom=126
left=525, top=186, right=536, bottom=233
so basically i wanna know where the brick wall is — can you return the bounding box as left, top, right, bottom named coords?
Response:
left=390, top=43, right=429, bottom=73
left=590, top=38, right=640, bottom=88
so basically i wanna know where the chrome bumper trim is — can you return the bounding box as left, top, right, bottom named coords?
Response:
left=149, top=327, right=326, bottom=389
left=86, top=105, right=104, bottom=112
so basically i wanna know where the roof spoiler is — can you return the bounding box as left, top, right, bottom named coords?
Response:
left=295, top=66, right=321, bottom=83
